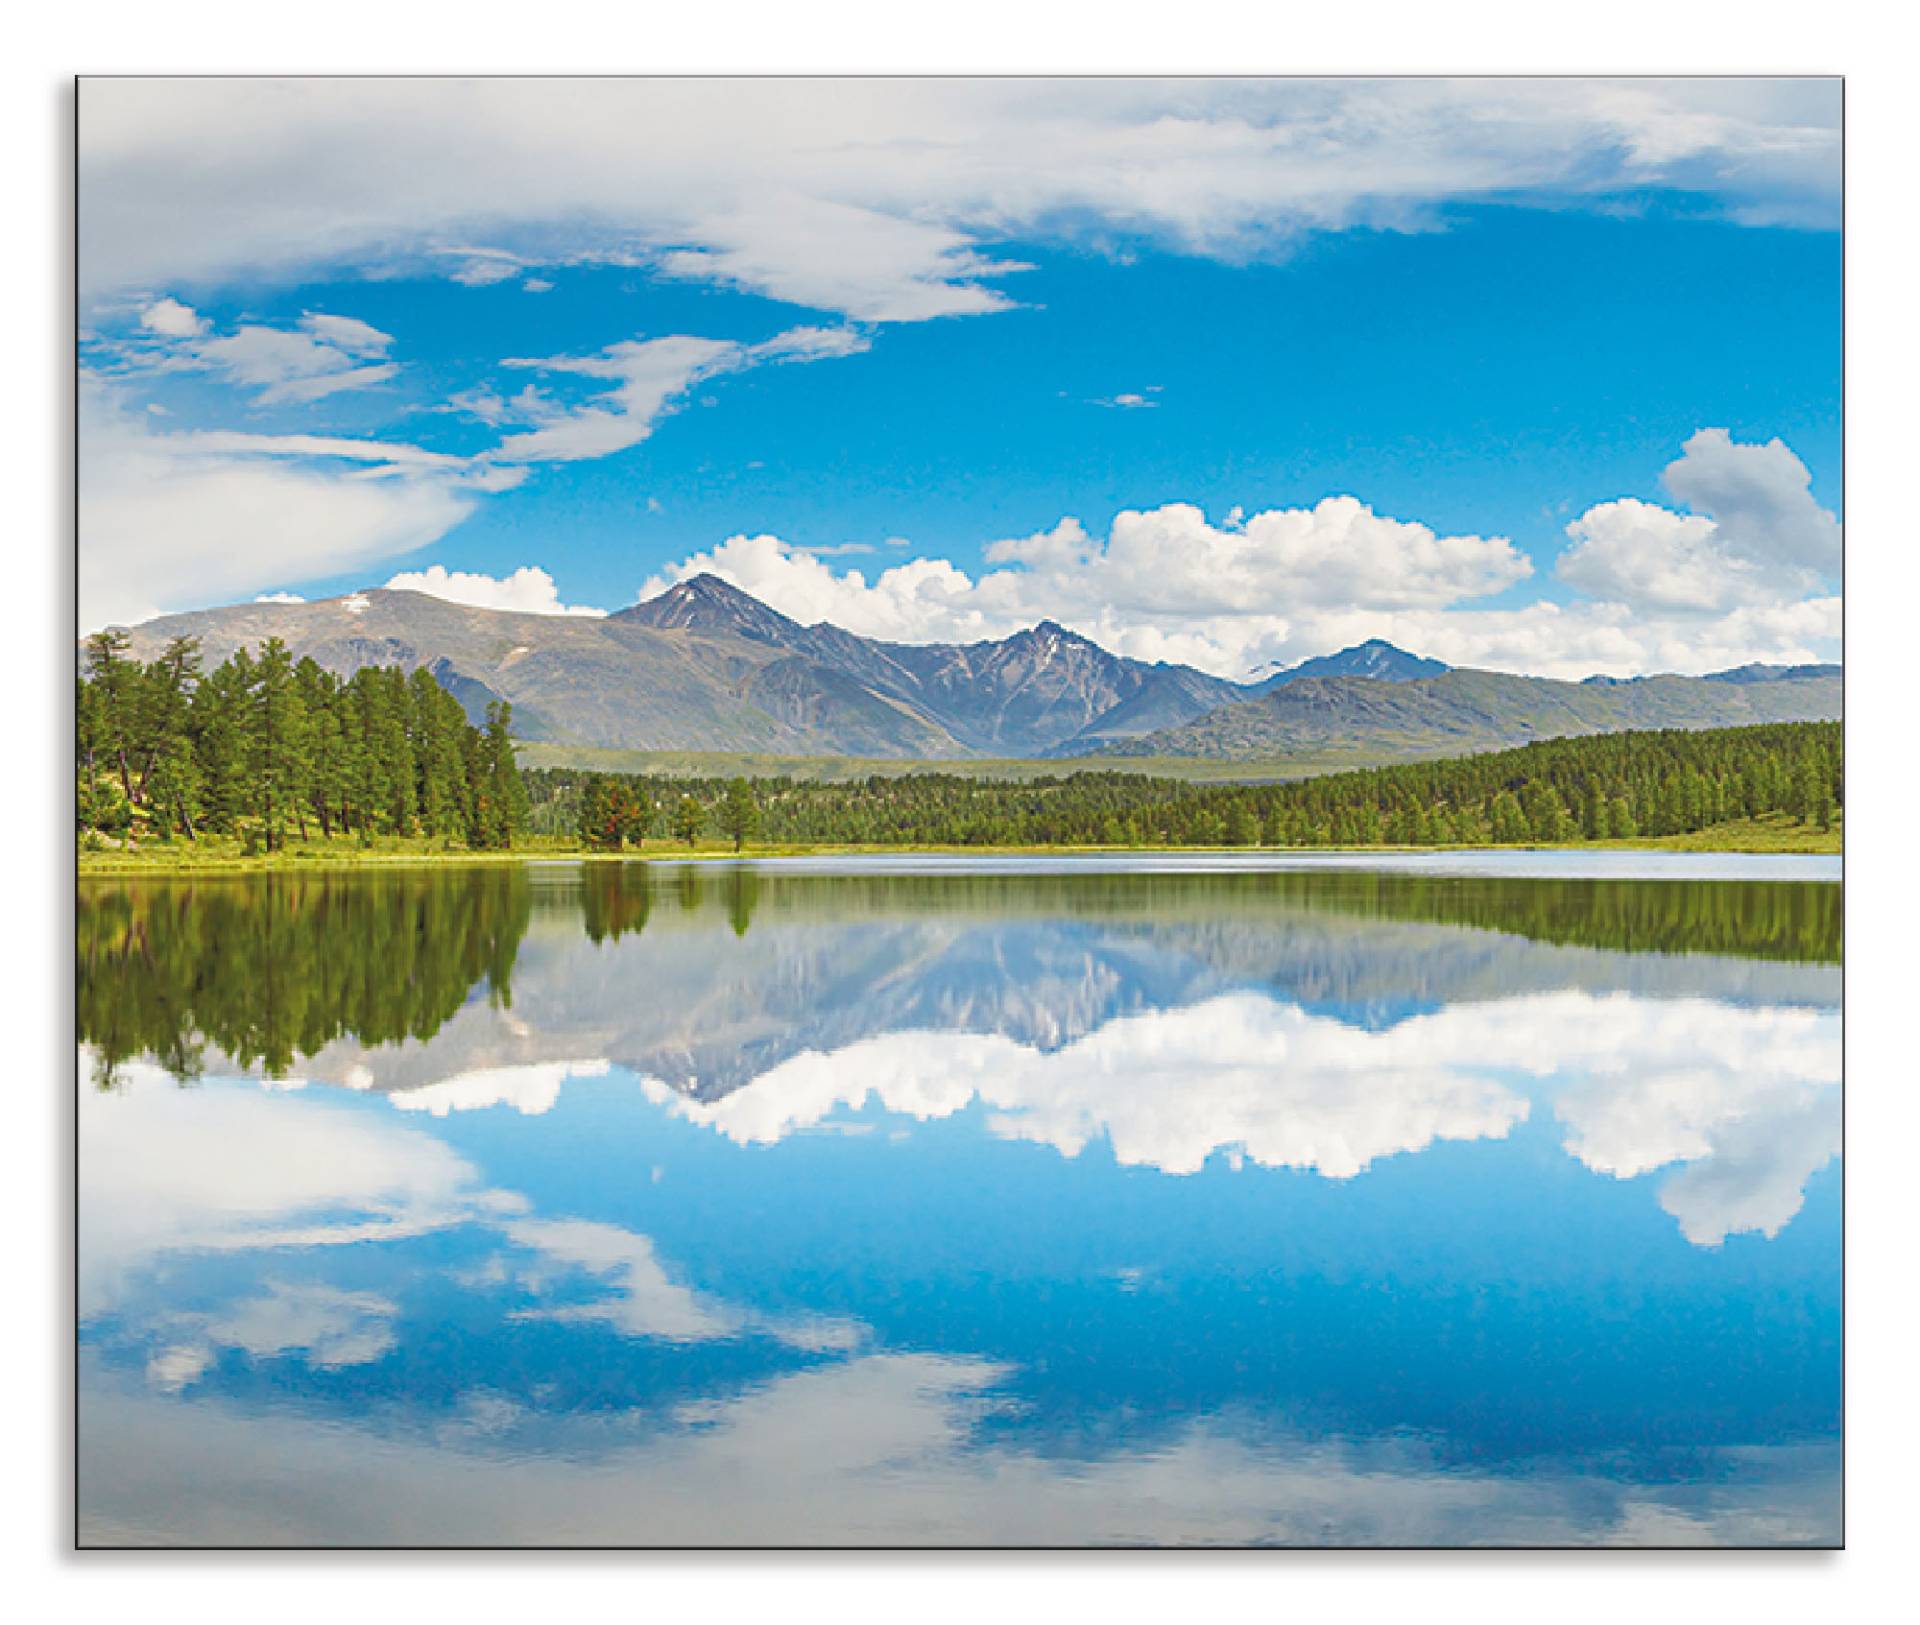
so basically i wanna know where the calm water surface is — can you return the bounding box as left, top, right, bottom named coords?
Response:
left=76, top=857, right=1842, bottom=1546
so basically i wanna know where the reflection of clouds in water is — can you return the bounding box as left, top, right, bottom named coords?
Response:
left=147, top=1283, right=400, bottom=1393
left=497, top=1216, right=860, bottom=1352
left=78, top=1058, right=518, bottom=1317
left=1543, top=998, right=1840, bottom=1246
left=79, top=1055, right=857, bottom=1386
left=1654, top=1100, right=1841, bottom=1247
left=79, top=1349, right=1839, bottom=1548
left=637, top=991, right=1840, bottom=1243
left=389, top=1060, right=611, bottom=1118
left=499, top=1213, right=860, bottom=1352
left=502, top=1217, right=735, bottom=1342
left=644, top=997, right=1533, bottom=1178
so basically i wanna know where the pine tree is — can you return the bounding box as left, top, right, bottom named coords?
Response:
left=719, top=778, right=759, bottom=852
left=251, top=638, right=314, bottom=851
left=672, top=794, right=706, bottom=848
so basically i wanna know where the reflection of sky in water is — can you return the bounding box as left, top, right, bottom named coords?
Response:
left=77, top=865, right=1841, bottom=1547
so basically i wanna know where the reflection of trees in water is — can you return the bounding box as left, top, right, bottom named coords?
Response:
left=581, top=864, right=652, bottom=944
left=78, top=870, right=532, bottom=1088
left=588, top=870, right=1840, bottom=966
left=727, top=870, right=761, bottom=939
left=578, top=864, right=758, bottom=944
left=78, top=865, right=1837, bottom=1089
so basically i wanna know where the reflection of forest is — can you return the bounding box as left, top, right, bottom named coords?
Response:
left=79, top=864, right=1841, bottom=1090
left=78, top=870, right=533, bottom=1087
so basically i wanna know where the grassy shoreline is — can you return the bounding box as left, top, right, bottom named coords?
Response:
left=77, top=815, right=1840, bottom=875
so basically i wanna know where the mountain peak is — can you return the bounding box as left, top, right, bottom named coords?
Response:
left=1254, top=639, right=1449, bottom=691
left=614, top=573, right=803, bottom=642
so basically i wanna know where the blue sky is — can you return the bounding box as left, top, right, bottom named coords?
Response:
left=78, top=78, right=1842, bottom=677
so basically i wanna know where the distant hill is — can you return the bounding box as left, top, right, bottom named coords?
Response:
left=99, top=576, right=1840, bottom=762
left=1092, top=667, right=1843, bottom=761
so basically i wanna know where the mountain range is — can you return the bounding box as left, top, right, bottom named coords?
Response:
left=105, top=575, right=1841, bottom=764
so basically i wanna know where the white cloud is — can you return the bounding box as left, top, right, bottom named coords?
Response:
left=80, top=379, right=498, bottom=629
left=115, top=303, right=402, bottom=405
left=381, top=565, right=607, bottom=619
left=194, top=313, right=398, bottom=404
left=252, top=590, right=305, bottom=605
left=492, top=325, right=868, bottom=463
left=78, top=80, right=1839, bottom=323
left=640, top=498, right=1530, bottom=671
left=139, top=296, right=206, bottom=338
left=1559, top=499, right=1748, bottom=613
left=297, top=311, right=392, bottom=356
left=494, top=335, right=739, bottom=462
left=635, top=422, right=1841, bottom=679
left=656, top=197, right=1030, bottom=322
left=1557, top=430, right=1841, bottom=614
left=1663, top=428, right=1842, bottom=575
left=1284, top=595, right=1843, bottom=682
left=1094, top=391, right=1157, bottom=409
left=432, top=245, right=528, bottom=286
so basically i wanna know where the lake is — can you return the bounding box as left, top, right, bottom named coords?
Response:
left=76, top=855, right=1843, bottom=1547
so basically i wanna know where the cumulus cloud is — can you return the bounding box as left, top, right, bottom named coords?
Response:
left=639, top=498, right=1531, bottom=671
left=1295, top=593, right=1843, bottom=682
left=79, top=80, right=1838, bottom=323
left=381, top=565, right=607, bottom=619
left=139, top=296, right=207, bottom=338
left=1557, top=430, right=1841, bottom=614
left=492, top=324, right=868, bottom=463
left=80, top=379, right=501, bottom=628
left=632, top=421, right=1841, bottom=679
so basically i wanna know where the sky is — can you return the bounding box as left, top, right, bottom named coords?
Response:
left=77, top=77, right=1842, bottom=679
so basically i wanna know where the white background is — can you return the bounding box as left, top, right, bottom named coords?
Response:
left=5, top=3, right=1915, bottom=1617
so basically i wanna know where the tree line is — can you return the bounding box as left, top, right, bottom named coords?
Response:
left=524, top=721, right=1841, bottom=851
left=78, top=632, right=529, bottom=852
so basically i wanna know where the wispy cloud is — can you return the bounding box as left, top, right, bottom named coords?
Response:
left=79, top=378, right=510, bottom=629
left=106, top=301, right=402, bottom=405
left=490, top=325, right=869, bottom=464
left=80, top=80, right=1839, bottom=322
